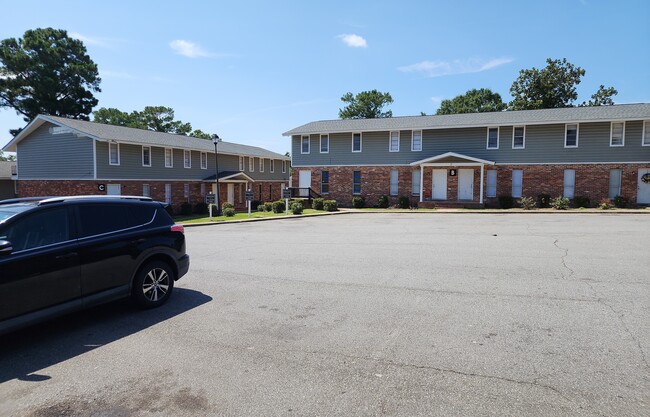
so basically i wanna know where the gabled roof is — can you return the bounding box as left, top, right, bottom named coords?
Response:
left=203, top=171, right=255, bottom=182
left=283, top=103, right=650, bottom=136
left=3, top=115, right=289, bottom=160
left=411, top=152, right=495, bottom=166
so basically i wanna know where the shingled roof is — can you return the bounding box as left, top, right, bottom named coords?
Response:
left=283, top=103, right=650, bottom=136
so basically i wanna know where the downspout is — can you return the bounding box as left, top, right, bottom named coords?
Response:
left=479, top=164, right=484, bottom=205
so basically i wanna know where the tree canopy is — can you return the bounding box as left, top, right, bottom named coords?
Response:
left=0, top=28, right=101, bottom=135
left=94, top=105, right=211, bottom=137
left=339, top=90, right=393, bottom=119
left=436, top=88, right=506, bottom=115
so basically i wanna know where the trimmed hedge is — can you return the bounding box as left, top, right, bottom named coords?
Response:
left=352, top=196, right=365, bottom=208
left=323, top=200, right=338, bottom=212
left=378, top=195, right=389, bottom=208
left=312, top=198, right=325, bottom=210
left=223, top=207, right=236, bottom=217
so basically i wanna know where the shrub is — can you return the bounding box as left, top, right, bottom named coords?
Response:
left=498, top=195, right=515, bottom=209
left=272, top=200, right=285, bottom=213
left=573, top=196, right=590, bottom=208
left=323, top=200, right=338, bottom=212
left=397, top=196, right=410, bottom=209
left=221, top=202, right=234, bottom=210
left=599, top=198, right=613, bottom=210
left=290, top=201, right=304, bottom=215
left=312, top=198, right=325, bottom=210
left=250, top=200, right=261, bottom=211
left=613, top=195, right=628, bottom=208
left=352, top=196, right=365, bottom=208
left=257, top=203, right=266, bottom=212
left=518, top=196, right=536, bottom=210
left=537, top=194, right=551, bottom=208
left=378, top=195, right=389, bottom=208
left=193, top=202, right=208, bottom=214
left=264, top=202, right=273, bottom=212
left=550, top=196, right=570, bottom=210
left=223, top=207, right=236, bottom=217
left=180, top=202, right=193, bottom=215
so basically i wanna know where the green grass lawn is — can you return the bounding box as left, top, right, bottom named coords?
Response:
left=175, top=209, right=321, bottom=224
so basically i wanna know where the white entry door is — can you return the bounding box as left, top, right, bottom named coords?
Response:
left=638, top=169, right=650, bottom=204
left=227, top=183, right=235, bottom=204
left=432, top=169, right=447, bottom=200
left=299, top=170, right=311, bottom=197
left=458, top=169, right=474, bottom=200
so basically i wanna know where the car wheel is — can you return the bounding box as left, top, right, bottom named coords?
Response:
left=132, top=261, right=175, bottom=308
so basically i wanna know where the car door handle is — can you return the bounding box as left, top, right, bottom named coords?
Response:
left=56, top=252, right=78, bottom=260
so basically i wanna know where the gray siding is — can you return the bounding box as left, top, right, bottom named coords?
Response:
left=291, top=121, right=650, bottom=166
left=16, top=124, right=94, bottom=179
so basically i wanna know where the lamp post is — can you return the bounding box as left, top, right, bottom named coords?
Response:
left=212, top=134, right=222, bottom=215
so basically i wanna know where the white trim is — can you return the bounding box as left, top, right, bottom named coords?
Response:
left=610, top=121, right=625, bottom=147
left=282, top=160, right=287, bottom=173
left=270, top=159, right=275, bottom=173
left=301, top=135, right=310, bottom=154
left=142, top=146, right=152, bottom=167
left=164, top=147, right=173, bottom=168
left=642, top=120, right=650, bottom=146
left=419, top=168, right=424, bottom=202
left=421, top=162, right=487, bottom=167
left=183, top=149, right=191, bottom=168
left=352, top=132, right=362, bottom=152
left=200, top=152, right=208, bottom=169
left=411, top=130, right=422, bottom=152
left=411, top=152, right=495, bottom=166
left=249, top=156, right=254, bottom=172
left=108, top=142, right=120, bottom=166
left=486, top=127, right=499, bottom=149
left=479, top=164, right=484, bottom=204
left=389, top=131, right=400, bottom=152
left=512, top=125, right=525, bottom=149
left=564, top=123, right=579, bottom=148
left=320, top=134, right=329, bottom=153
left=239, top=156, right=245, bottom=170
left=218, top=172, right=255, bottom=182
left=259, top=158, right=264, bottom=172
left=92, top=139, right=97, bottom=180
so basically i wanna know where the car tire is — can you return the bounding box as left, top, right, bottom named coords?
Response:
left=132, top=261, right=175, bottom=309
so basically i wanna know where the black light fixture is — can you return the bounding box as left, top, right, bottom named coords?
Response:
left=212, top=134, right=222, bottom=215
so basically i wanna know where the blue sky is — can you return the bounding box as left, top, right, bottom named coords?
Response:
left=1, top=0, right=649, bottom=155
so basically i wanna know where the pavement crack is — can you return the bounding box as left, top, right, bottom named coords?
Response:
left=553, top=238, right=575, bottom=279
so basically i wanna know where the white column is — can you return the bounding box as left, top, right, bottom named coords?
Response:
left=420, top=165, right=424, bottom=203
left=479, top=164, right=484, bottom=205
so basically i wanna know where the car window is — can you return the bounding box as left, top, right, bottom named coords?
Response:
left=0, top=207, right=70, bottom=252
left=129, top=205, right=156, bottom=225
left=78, top=204, right=153, bottom=238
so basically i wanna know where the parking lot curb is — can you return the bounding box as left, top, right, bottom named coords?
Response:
left=181, top=210, right=349, bottom=227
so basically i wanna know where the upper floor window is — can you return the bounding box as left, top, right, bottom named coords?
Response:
left=239, top=156, right=245, bottom=170
left=389, top=131, right=400, bottom=152
left=164, top=148, right=173, bottom=168
left=259, top=158, right=264, bottom=172
left=282, top=160, right=287, bottom=173
left=249, top=156, right=254, bottom=172
left=142, top=146, right=151, bottom=167
left=643, top=121, right=650, bottom=146
left=352, top=133, right=362, bottom=152
left=610, top=122, right=625, bottom=146
left=487, top=127, right=499, bottom=149
left=512, top=126, right=525, bottom=149
left=320, top=134, right=329, bottom=153
left=183, top=150, right=191, bottom=168
left=270, top=159, right=275, bottom=173
left=301, top=135, right=310, bottom=154
left=200, top=152, right=207, bottom=169
left=411, top=130, right=422, bottom=151
left=565, top=124, right=579, bottom=148
left=109, top=142, right=120, bottom=165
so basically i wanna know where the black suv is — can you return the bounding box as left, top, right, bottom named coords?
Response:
left=0, top=195, right=189, bottom=335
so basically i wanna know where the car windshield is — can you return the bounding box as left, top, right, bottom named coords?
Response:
left=0, top=204, right=36, bottom=223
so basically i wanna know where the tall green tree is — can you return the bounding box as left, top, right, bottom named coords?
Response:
left=93, top=107, right=134, bottom=127
left=94, top=105, right=208, bottom=137
left=436, top=88, right=506, bottom=115
left=580, top=85, right=618, bottom=107
left=339, top=90, right=393, bottom=119
left=0, top=28, right=101, bottom=134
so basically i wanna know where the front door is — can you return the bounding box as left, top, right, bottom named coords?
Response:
left=227, top=184, right=235, bottom=204
left=458, top=169, right=474, bottom=200
left=432, top=169, right=447, bottom=200
left=299, top=170, right=311, bottom=197
left=638, top=169, right=650, bottom=204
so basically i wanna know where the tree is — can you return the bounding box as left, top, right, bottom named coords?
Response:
left=0, top=150, right=16, bottom=161
left=339, top=90, right=393, bottom=119
left=93, top=107, right=134, bottom=127
left=0, top=28, right=101, bottom=134
left=93, top=106, right=196, bottom=135
left=580, top=85, right=618, bottom=107
left=509, top=58, right=617, bottom=110
left=189, top=129, right=213, bottom=139
left=436, top=88, right=506, bottom=115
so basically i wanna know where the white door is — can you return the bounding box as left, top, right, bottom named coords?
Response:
left=458, top=169, right=474, bottom=200
left=638, top=169, right=650, bottom=204
left=432, top=169, right=447, bottom=200
left=107, top=184, right=121, bottom=195
left=299, top=170, right=311, bottom=197
left=227, top=184, right=235, bottom=204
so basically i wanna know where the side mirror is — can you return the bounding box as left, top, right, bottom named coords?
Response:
left=0, top=240, right=13, bottom=256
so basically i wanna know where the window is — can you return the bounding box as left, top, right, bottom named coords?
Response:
left=643, top=121, right=650, bottom=146
left=282, top=160, right=287, bottom=173
left=390, top=170, right=398, bottom=195
left=142, top=184, right=151, bottom=197
left=184, top=184, right=190, bottom=202
left=165, top=184, right=172, bottom=204
left=353, top=171, right=361, bottom=194
left=487, top=127, right=499, bottom=149
left=301, top=135, right=310, bottom=154
left=565, top=124, right=579, bottom=148
left=249, top=157, right=254, bottom=172
left=142, top=146, right=151, bottom=167
left=200, top=152, right=207, bottom=169
left=389, top=131, right=400, bottom=152
left=184, top=150, right=191, bottom=168
left=321, top=170, right=329, bottom=194
left=320, top=134, right=329, bottom=153
left=1, top=208, right=70, bottom=252
left=352, top=133, right=362, bottom=152
left=259, top=158, right=264, bottom=172
left=486, top=170, right=497, bottom=197
left=512, top=126, right=525, bottom=149
left=609, top=169, right=622, bottom=199
left=411, top=130, right=422, bottom=151
left=270, top=159, right=275, bottom=173
left=77, top=204, right=151, bottom=238
left=412, top=170, right=421, bottom=195
left=512, top=170, right=523, bottom=198
left=563, top=169, right=575, bottom=198
left=610, top=122, right=625, bottom=146
left=107, top=184, right=121, bottom=195
left=109, top=142, right=120, bottom=165
left=200, top=183, right=206, bottom=196
left=165, top=148, right=173, bottom=168
left=239, top=156, right=245, bottom=171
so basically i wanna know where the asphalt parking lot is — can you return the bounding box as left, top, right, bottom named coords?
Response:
left=1, top=213, right=648, bottom=417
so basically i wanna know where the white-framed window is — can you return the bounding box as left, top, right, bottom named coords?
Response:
left=486, top=170, right=497, bottom=197
left=411, top=130, right=422, bottom=152
left=320, top=134, right=329, bottom=153
left=643, top=121, right=650, bottom=146
left=249, top=157, right=254, bottom=172
left=109, top=142, right=120, bottom=165
left=389, top=131, right=400, bottom=152
left=321, top=170, right=329, bottom=194
left=487, top=127, right=499, bottom=149
left=411, top=170, right=421, bottom=195
left=259, top=158, right=264, bottom=172
left=563, top=170, right=575, bottom=198
left=270, top=159, right=275, bottom=173
left=352, top=133, right=362, bottom=152
left=184, top=183, right=190, bottom=202
left=512, top=170, right=523, bottom=198
left=200, top=152, right=207, bottom=169
left=164, top=148, right=173, bottom=168
left=142, top=146, right=151, bottom=167
left=565, top=124, right=579, bottom=148
left=183, top=150, right=191, bottom=168
left=282, top=160, right=287, bottom=173
left=142, top=184, right=150, bottom=197
left=352, top=170, right=361, bottom=194
left=301, top=135, right=310, bottom=154
left=610, top=122, right=625, bottom=146
left=107, top=184, right=121, bottom=195
left=165, top=184, right=172, bottom=204
left=389, top=170, right=398, bottom=195
left=609, top=169, right=622, bottom=199
left=239, top=156, right=245, bottom=170
left=512, top=126, right=525, bottom=149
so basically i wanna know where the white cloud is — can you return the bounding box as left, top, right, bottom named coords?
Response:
left=398, top=57, right=514, bottom=78
left=337, top=34, right=368, bottom=48
left=69, top=32, right=111, bottom=48
left=169, top=40, right=211, bottom=58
